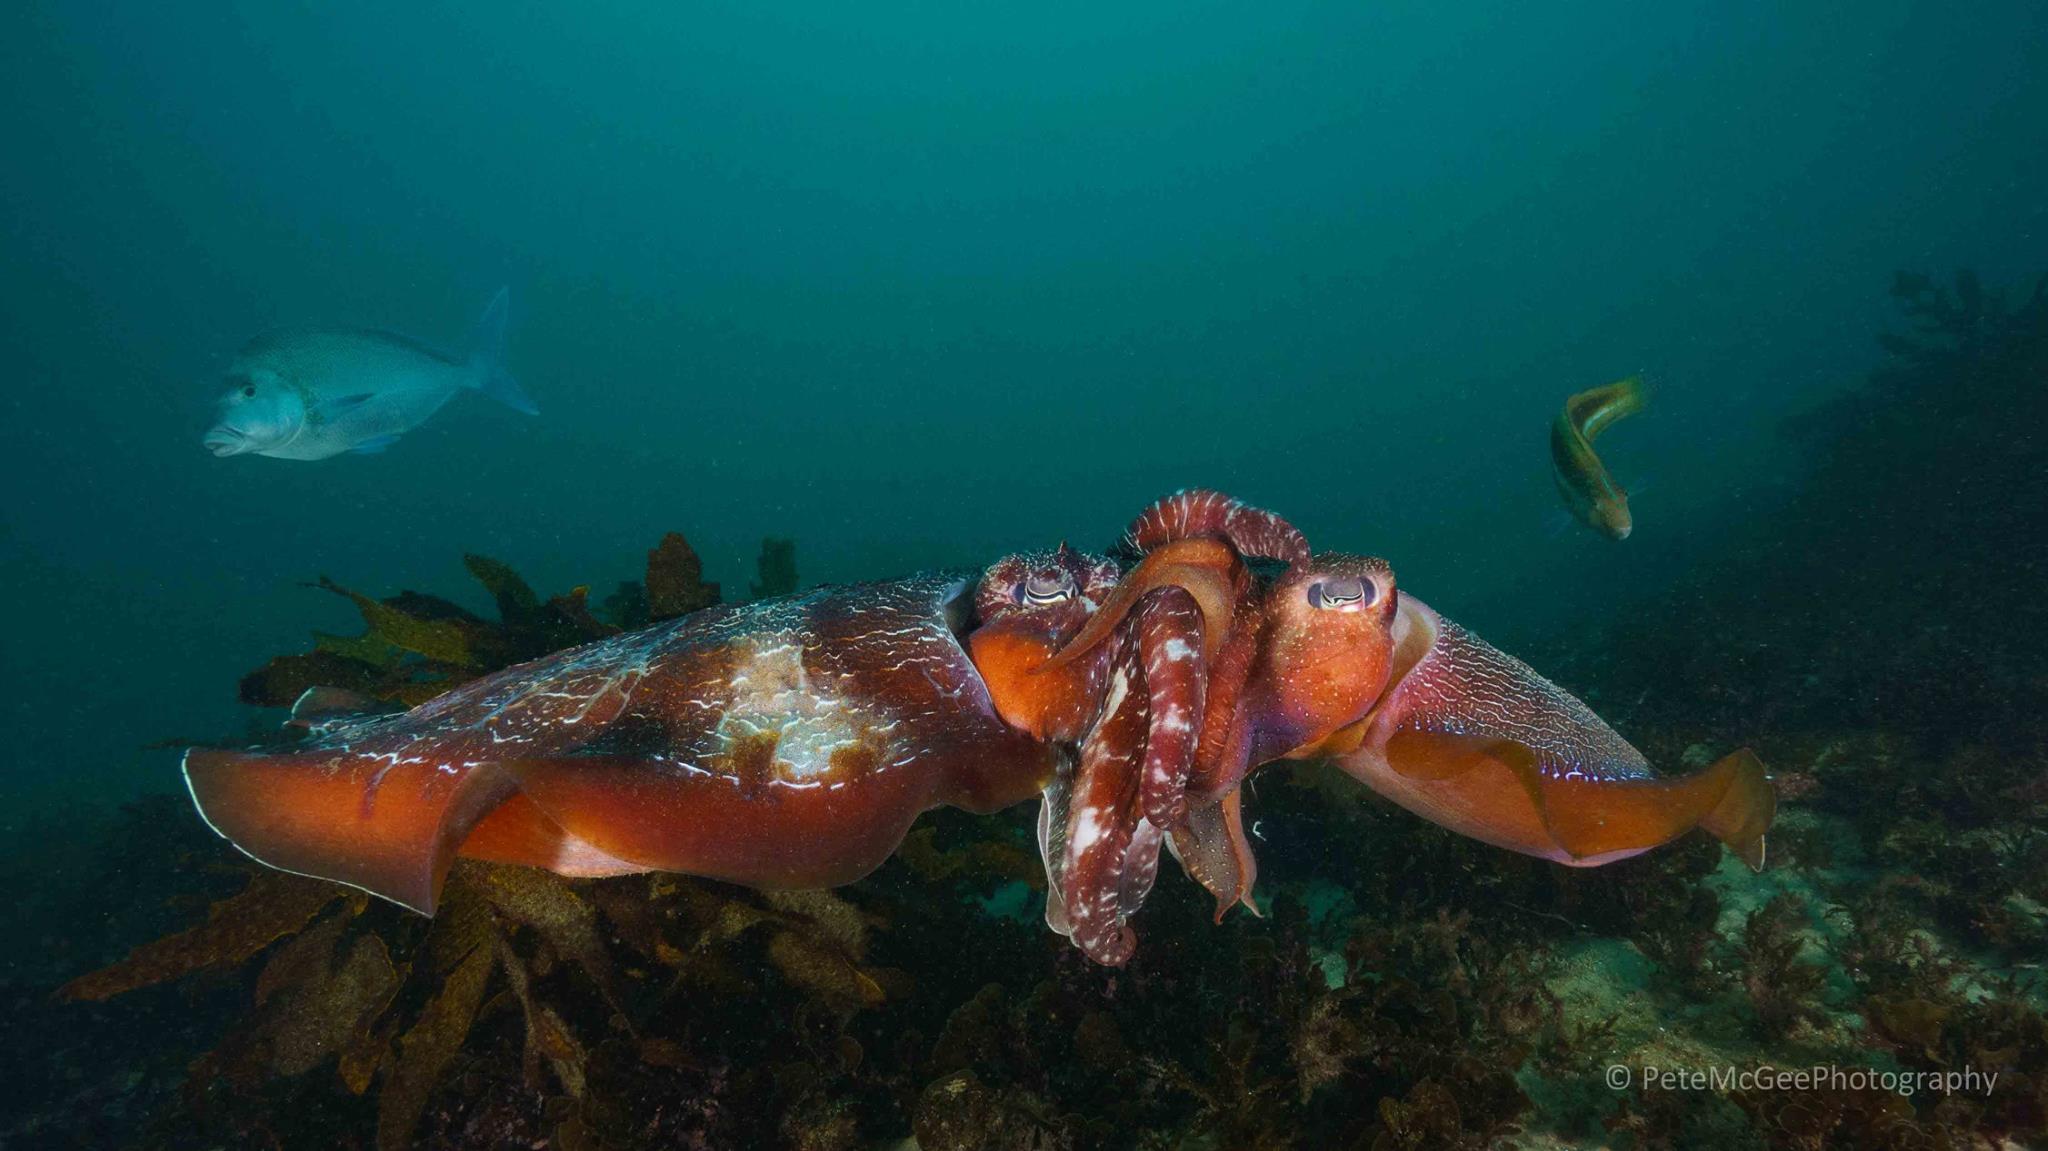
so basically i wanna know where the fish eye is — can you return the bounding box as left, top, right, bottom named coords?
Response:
left=1308, top=577, right=1374, bottom=611
left=241, top=384, right=257, bottom=398
left=1019, top=570, right=1076, bottom=605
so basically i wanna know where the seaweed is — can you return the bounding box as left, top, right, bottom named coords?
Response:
left=1738, top=894, right=1826, bottom=1041
left=645, top=532, right=721, bottom=621
left=233, top=533, right=735, bottom=712
left=59, top=872, right=350, bottom=1003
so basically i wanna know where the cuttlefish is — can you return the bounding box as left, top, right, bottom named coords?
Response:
left=184, top=574, right=1064, bottom=915
left=983, top=483, right=1769, bottom=950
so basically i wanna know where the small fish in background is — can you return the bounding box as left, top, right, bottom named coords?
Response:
left=202, top=287, right=536, bottom=460
left=1550, top=374, right=1646, bottom=540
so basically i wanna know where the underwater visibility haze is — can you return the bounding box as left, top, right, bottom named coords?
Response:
left=2, top=2, right=2046, bottom=1148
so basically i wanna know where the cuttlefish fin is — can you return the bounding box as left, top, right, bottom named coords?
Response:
left=1354, top=598, right=1774, bottom=870
left=183, top=746, right=519, bottom=915
left=1538, top=744, right=1773, bottom=870
left=1380, top=730, right=1775, bottom=871
left=456, top=792, right=656, bottom=879
left=1701, top=749, right=1774, bottom=871
left=1167, top=790, right=1260, bottom=921
left=502, top=753, right=941, bottom=890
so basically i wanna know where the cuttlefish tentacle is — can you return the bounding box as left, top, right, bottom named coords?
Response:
left=1029, top=583, right=1209, bottom=964
left=1059, top=636, right=1152, bottom=965
left=1123, top=488, right=1311, bottom=569
left=1134, top=583, right=1207, bottom=830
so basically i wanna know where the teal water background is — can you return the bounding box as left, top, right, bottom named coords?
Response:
left=1, top=0, right=2043, bottom=813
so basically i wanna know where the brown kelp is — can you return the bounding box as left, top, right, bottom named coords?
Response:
left=237, top=531, right=744, bottom=716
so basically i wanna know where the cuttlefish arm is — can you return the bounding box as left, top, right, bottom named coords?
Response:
left=1122, top=488, right=1311, bottom=568
left=1049, top=492, right=1315, bottom=927
left=967, top=545, right=1196, bottom=963
left=1050, top=487, right=1305, bottom=830
left=1051, top=634, right=1153, bottom=965
left=976, top=493, right=1312, bottom=961
left=1043, top=539, right=1244, bottom=828
left=1329, top=594, right=1774, bottom=869
left=1043, top=580, right=1215, bottom=964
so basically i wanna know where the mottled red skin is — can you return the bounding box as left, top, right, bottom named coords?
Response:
left=185, top=574, right=1059, bottom=916
left=973, top=490, right=1306, bottom=962
left=1123, top=488, right=1310, bottom=569
left=969, top=544, right=1217, bottom=964
left=967, top=547, right=1121, bottom=744
left=1083, top=493, right=1395, bottom=921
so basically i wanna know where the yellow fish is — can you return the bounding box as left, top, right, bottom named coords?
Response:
left=1550, top=375, right=1646, bottom=540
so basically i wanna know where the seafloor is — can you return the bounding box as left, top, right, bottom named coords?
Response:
left=5, top=271, right=2044, bottom=1150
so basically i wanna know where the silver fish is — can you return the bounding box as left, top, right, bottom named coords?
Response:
left=202, top=287, right=536, bottom=460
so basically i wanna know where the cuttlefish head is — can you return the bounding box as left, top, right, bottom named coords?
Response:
left=1249, top=553, right=1400, bottom=763
left=969, top=544, right=1121, bottom=740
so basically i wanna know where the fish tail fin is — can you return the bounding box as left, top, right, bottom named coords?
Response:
left=465, top=286, right=538, bottom=415
left=1568, top=374, right=1648, bottom=441
left=1696, top=748, right=1776, bottom=871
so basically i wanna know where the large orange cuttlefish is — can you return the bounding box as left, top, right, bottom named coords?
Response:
left=1002, top=493, right=1773, bottom=953
left=184, top=575, right=1064, bottom=916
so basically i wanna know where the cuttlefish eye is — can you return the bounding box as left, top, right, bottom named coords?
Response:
left=1308, top=577, right=1375, bottom=611
left=1020, top=570, right=1076, bottom=605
